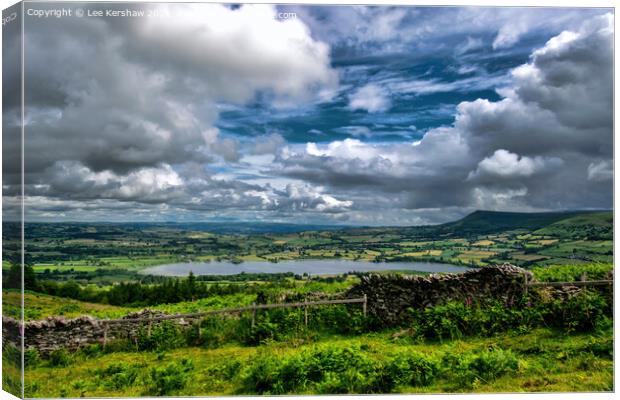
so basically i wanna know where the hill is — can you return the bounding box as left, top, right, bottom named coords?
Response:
left=436, top=210, right=611, bottom=236
left=535, top=211, right=613, bottom=239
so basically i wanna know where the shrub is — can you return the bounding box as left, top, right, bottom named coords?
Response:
left=136, top=321, right=186, bottom=351
left=3, top=343, right=22, bottom=367
left=384, top=351, right=441, bottom=387
left=551, top=290, right=611, bottom=333
left=532, top=263, right=613, bottom=282
left=243, top=321, right=280, bottom=346
left=146, top=358, right=194, bottom=396
left=244, top=344, right=397, bottom=394
left=95, top=362, right=143, bottom=390
left=24, top=348, right=40, bottom=368
left=47, top=349, right=72, bottom=367
left=197, top=316, right=237, bottom=348
left=443, top=348, right=520, bottom=389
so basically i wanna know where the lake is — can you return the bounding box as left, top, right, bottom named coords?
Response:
left=140, top=259, right=470, bottom=276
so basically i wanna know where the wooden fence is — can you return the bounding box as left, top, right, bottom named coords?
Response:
left=99, top=295, right=368, bottom=345
left=523, top=272, right=613, bottom=295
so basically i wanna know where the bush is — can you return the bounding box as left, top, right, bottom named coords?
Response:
left=384, top=351, right=441, bottom=387
left=443, top=348, right=520, bottom=389
left=242, top=344, right=437, bottom=395
left=136, top=321, right=186, bottom=351
left=532, top=263, right=613, bottom=282
left=95, top=362, right=143, bottom=390
left=409, top=289, right=612, bottom=341
left=47, top=349, right=72, bottom=367
left=242, top=321, right=280, bottom=346
left=146, top=358, right=194, bottom=396
left=3, top=343, right=22, bottom=367
left=551, top=290, right=611, bottom=333
left=24, top=348, right=41, bottom=368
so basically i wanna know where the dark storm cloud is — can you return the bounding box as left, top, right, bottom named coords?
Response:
left=15, top=3, right=335, bottom=175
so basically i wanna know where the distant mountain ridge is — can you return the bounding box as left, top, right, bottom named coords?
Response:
left=9, top=209, right=612, bottom=236
left=436, top=210, right=612, bottom=236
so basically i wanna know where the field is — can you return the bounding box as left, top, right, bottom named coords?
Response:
left=2, top=211, right=613, bottom=281
left=20, top=328, right=613, bottom=397
left=1, top=210, right=614, bottom=396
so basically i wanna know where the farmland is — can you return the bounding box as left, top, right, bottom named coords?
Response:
left=2, top=211, right=612, bottom=280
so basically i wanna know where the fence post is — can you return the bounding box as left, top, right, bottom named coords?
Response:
left=103, top=324, right=108, bottom=349
left=251, top=302, right=256, bottom=328
left=523, top=273, right=528, bottom=296
left=363, top=294, right=367, bottom=317
left=304, top=299, right=309, bottom=327
left=147, top=315, right=152, bottom=338
left=581, top=272, right=587, bottom=282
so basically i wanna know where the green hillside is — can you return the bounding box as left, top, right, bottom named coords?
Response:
left=437, top=210, right=611, bottom=236
left=536, top=212, right=613, bottom=239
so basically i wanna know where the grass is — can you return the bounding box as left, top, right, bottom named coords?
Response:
left=5, top=262, right=613, bottom=396
left=20, top=327, right=612, bottom=397
left=531, top=263, right=613, bottom=282
left=3, top=290, right=132, bottom=320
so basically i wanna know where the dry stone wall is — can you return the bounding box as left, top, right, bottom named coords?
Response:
left=3, top=264, right=539, bottom=352
left=347, top=264, right=532, bottom=325
left=3, top=309, right=190, bottom=354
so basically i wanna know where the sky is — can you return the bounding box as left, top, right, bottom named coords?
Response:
left=1, top=3, right=614, bottom=225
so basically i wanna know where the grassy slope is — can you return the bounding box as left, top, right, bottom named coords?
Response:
left=536, top=212, right=613, bottom=236
left=437, top=210, right=594, bottom=235
left=2, top=290, right=257, bottom=321
left=3, top=277, right=357, bottom=321
left=23, top=328, right=612, bottom=397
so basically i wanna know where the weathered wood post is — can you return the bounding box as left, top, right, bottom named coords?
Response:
left=251, top=302, right=256, bottom=328
left=147, top=315, right=153, bottom=338
left=581, top=272, right=587, bottom=282
left=304, top=299, right=309, bottom=327
left=103, top=324, right=108, bottom=349
left=363, top=294, right=367, bottom=317
left=523, top=273, right=528, bottom=296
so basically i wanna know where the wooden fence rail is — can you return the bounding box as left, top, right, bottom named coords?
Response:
left=523, top=271, right=612, bottom=295
left=100, top=295, right=368, bottom=325
left=526, top=280, right=613, bottom=288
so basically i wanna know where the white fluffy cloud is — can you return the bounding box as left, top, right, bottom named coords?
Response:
left=348, top=84, right=391, bottom=113
left=468, top=150, right=562, bottom=180
left=285, top=184, right=353, bottom=213
left=125, top=4, right=337, bottom=104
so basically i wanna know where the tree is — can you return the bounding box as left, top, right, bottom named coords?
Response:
left=186, top=271, right=196, bottom=301
left=5, top=263, right=38, bottom=291
left=24, top=264, right=38, bottom=291
left=5, top=263, right=21, bottom=289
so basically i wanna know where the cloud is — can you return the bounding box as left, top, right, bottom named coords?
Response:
left=275, top=14, right=613, bottom=216
left=16, top=3, right=336, bottom=177
left=285, top=184, right=353, bottom=213
left=456, top=36, right=485, bottom=55
left=587, top=161, right=613, bottom=182
left=5, top=7, right=612, bottom=225
left=493, top=19, right=528, bottom=49
left=252, top=133, right=287, bottom=155
left=348, top=84, right=391, bottom=113
left=468, top=149, right=563, bottom=180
